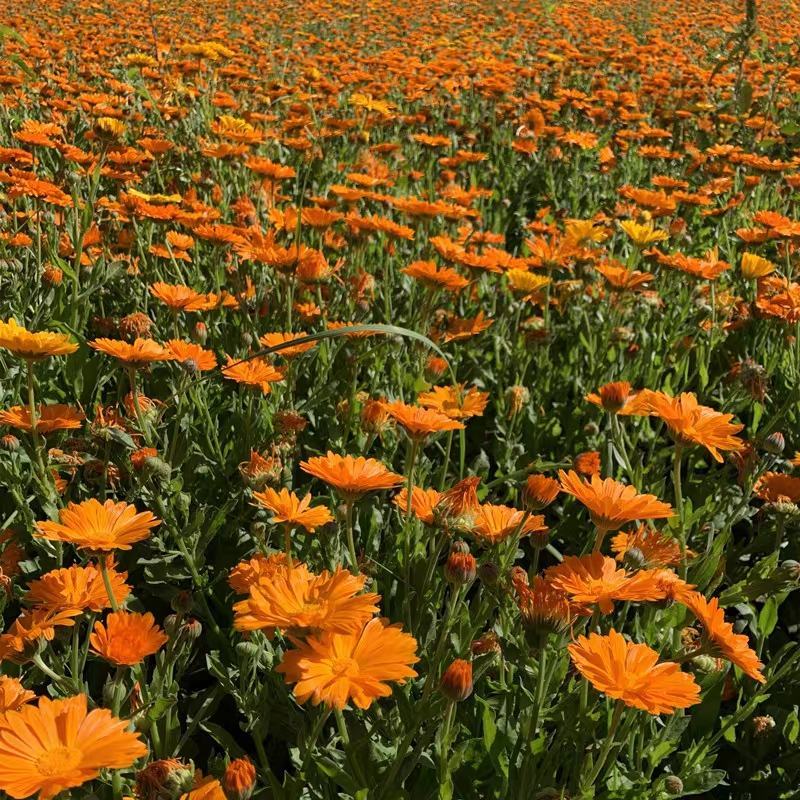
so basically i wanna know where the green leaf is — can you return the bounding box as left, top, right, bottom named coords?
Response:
left=758, top=596, right=779, bottom=637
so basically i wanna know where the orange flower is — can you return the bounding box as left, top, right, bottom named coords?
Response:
left=89, top=338, right=171, bottom=366
left=585, top=382, right=650, bottom=415
left=0, top=694, right=147, bottom=799
left=558, top=470, right=673, bottom=540
left=258, top=332, right=317, bottom=358
left=0, top=319, right=77, bottom=360
left=25, top=559, right=129, bottom=612
left=223, top=758, right=256, bottom=800
left=514, top=576, right=572, bottom=638
left=222, top=355, right=284, bottom=393
left=522, top=474, right=560, bottom=510
left=276, top=617, right=419, bottom=709
left=0, top=404, right=85, bottom=433
left=0, top=608, right=81, bottom=662
left=383, top=400, right=464, bottom=439
left=645, top=391, right=744, bottom=462
left=0, top=676, right=35, bottom=713
left=568, top=629, right=700, bottom=715
left=392, top=486, right=442, bottom=524
left=228, top=552, right=288, bottom=594
left=35, top=498, right=160, bottom=551
left=573, top=451, right=601, bottom=476
left=401, top=260, right=469, bottom=292
left=754, top=472, right=800, bottom=503
left=233, top=563, right=379, bottom=637
left=149, top=282, right=207, bottom=311
left=301, top=452, right=403, bottom=501
left=417, top=385, right=489, bottom=420
left=546, top=553, right=664, bottom=614
left=90, top=611, right=168, bottom=666
left=610, top=526, right=683, bottom=568
left=165, top=340, right=217, bottom=371
left=251, top=487, right=333, bottom=532
left=679, top=592, right=765, bottom=683
left=471, top=504, right=547, bottom=545
left=440, top=659, right=473, bottom=701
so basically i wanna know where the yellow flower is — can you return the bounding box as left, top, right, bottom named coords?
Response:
left=740, top=252, right=775, bottom=279
left=506, top=269, right=551, bottom=294
left=0, top=319, right=78, bottom=360
left=619, top=220, right=668, bottom=246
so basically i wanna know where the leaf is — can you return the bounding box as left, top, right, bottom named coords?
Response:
left=0, top=24, right=24, bottom=44
left=758, top=596, right=779, bottom=638
left=681, top=768, right=726, bottom=794
left=736, top=81, right=753, bottom=115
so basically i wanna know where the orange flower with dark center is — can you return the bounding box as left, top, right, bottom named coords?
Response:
left=558, top=470, right=673, bottom=540
left=35, top=498, right=160, bottom=551
left=90, top=611, right=168, bottom=665
left=90, top=338, right=171, bottom=366
left=222, top=355, right=284, bottom=394
left=383, top=400, right=464, bottom=439
left=546, top=553, right=665, bottom=614
left=25, top=559, right=130, bottom=612
left=0, top=404, right=85, bottom=433
left=471, top=503, right=547, bottom=545
left=392, top=486, right=442, bottom=524
left=610, top=526, right=683, bottom=568
left=258, top=332, right=317, bottom=358
left=149, top=282, right=207, bottom=311
left=233, top=563, right=379, bottom=637
left=568, top=629, right=700, bottom=715
left=251, top=487, right=333, bottom=532
left=585, top=382, right=650, bottom=415
left=645, top=391, right=744, bottom=462
left=417, top=385, right=489, bottom=420
left=0, top=319, right=78, bottom=360
left=165, top=340, right=217, bottom=372
left=0, top=676, right=36, bottom=713
left=276, top=617, right=419, bottom=709
left=679, top=592, right=765, bottom=683
left=0, top=694, right=147, bottom=799
left=301, top=452, right=403, bottom=501
left=754, top=472, right=800, bottom=503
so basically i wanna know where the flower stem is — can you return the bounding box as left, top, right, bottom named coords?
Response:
left=582, top=702, right=624, bottom=790
left=343, top=501, right=358, bottom=571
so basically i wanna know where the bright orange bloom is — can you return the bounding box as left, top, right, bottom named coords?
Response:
left=546, top=553, right=665, bottom=614
left=180, top=775, right=227, bottom=800
left=149, top=282, right=207, bottom=311
left=0, top=608, right=81, bottom=662
left=301, top=452, right=403, bottom=500
left=222, top=355, right=284, bottom=393
left=558, top=470, right=673, bottom=535
left=258, top=332, right=317, bottom=358
left=645, top=391, right=744, bottom=462
left=0, top=676, right=35, bottom=713
left=90, top=611, right=168, bottom=666
left=586, top=382, right=650, bottom=415
left=392, top=486, right=443, bottom=524
left=25, top=559, right=129, bottom=612
left=383, top=400, right=464, bottom=439
left=0, top=319, right=78, bottom=360
left=440, top=659, right=473, bottom=701
left=223, top=758, right=256, bottom=799
left=251, top=487, right=333, bottom=532
left=754, top=472, right=800, bottom=503
left=679, top=592, right=765, bottom=683
left=276, top=617, right=419, bottom=709
left=568, top=630, right=700, bottom=715
left=417, top=385, right=489, bottom=420
left=610, top=526, right=683, bottom=568
left=401, top=260, right=469, bottom=292
left=522, top=474, right=560, bottom=510
left=35, top=498, right=160, bottom=551
left=89, top=338, right=171, bottom=366
left=0, top=404, right=85, bottom=433
left=471, top=504, right=547, bottom=545
left=165, top=340, right=217, bottom=371
left=228, top=552, right=288, bottom=594
left=233, top=563, right=379, bottom=637
left=0, top=694, right=147, bottom=799
left=514, top=576, right=573, bottom=637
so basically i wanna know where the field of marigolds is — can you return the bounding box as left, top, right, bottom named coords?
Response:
left=3, top=0, right=800, bottom=797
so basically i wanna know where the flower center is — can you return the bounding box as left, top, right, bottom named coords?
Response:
left=330, top=657, right=359, bottom=678
left=36, top=745, right=82, bottom=776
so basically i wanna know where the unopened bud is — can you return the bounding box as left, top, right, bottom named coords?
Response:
left=440, top=659, right=473, bottom=702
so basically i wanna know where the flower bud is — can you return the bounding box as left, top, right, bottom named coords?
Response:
left=440, top=659, right=473, bottom=702
left=0, top=434, right=20, bottom=452
left=763, top=431, right=785, bottom=455
left=471, top=632, right=501, bottom=657
left=505, top=385, right=530, bottom=418
left=478, top=561, right=500, bottom=586
left=622, top=546, right=647, bottom=570
left=664, top=775, right=683, bottom=795
left=223, top=757, right=257, bottom=800
left=171, top=590, right=194, bottom=615
left=136, top=758, right=195, bottom=800
left=752, top=715, right=775, bottom=737
left=444, top=543, right=477, bottom=585
left=143, top=456, right=172, bottom=482
left=42, top=265, right=63, bottom=286
left=194, top=321, right=208, bottom=344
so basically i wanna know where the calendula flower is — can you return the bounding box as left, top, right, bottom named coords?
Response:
left=610, top=526, right=683, bottom=568
left=258, top=332, right=317, bottom=358
left=619, top=219, right=668, bottom=246
left=679, top=592, right=765, bottom=682
left=0, top=608, right=81, bottom=662
left=0, top=404, right=85, bottom=433
left=586, top=382, right=650, bottom=415
left=276, top=617, right=419, bottom=709
left=301, top=452, right=403, bottom=501
left=740, top=252, right=775, bottom=279
left=233, top=563, right=379, bottom=637
left=568, top=629, right=700, bottom=714
left=471, top=503, right=547, bottom=545
left=0, top=694, right=147, bottom=799
left=90, top=611, right=168, bottom=666
left=251, top=487, right=333, bottom=532
left=35, top=498, right=160, bottom=551
left=546, top=553, right=665, bottom=614
left=165, top=340, right=217, bottom=372
left=0, top=319, right=78, bottom=360
left=150, top=282, right=207, bottom=311
left=383, top=400, right=465, bottom=439
left=558, top=470, right=673, bottom=538
left=392, top=486, right=443, bottom=524
left=417, top=385, right=489, bottom=420
left=646, top=391, right=744, bottom=462
left=522, top=474, right=560, bottom=510
left=25, top=559, right=130, bottom=612
left=222, top=355, right=284, bottom=394
left=514, top=576, right=572, bottom=638
left=89, top=338, right=171, bottom=366
left=228, top=552, right=288, bottom=594
left=0, top=676, right=36, bottom=713
left=754, top=472, right=800, bottom=502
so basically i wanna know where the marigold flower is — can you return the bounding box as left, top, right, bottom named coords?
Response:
left=301, top=452, right=402, bottom=501
left=568, top=629, right=700, bottom=715
left=417, top=384, right=489, bottom=420
left=25, top=559, right=129, bottom=612
left=471, top=503, right=547, bottom=545
left=228, top=552, right=288, bottom=594
left=223, top=758, right=256, bottom=800
left=383, top=400, right=464, bottom=439
left=740, top=252, right=775, bottom=279
left=0, top=676, right=36, bottom=713
left=586, top=382, right=650, bottom=415
left=392, top=486, right=442, bottom=523
left=165, top=340, right=217, bottom=372
left=0, top=404, right=85, bottom=434
left=0, top=319, right=78, bottom=360
left=754, top=472, right=800, bottom=503
left=573, top=450, right=601, bottom=476
left=89, top=337, right=171, bottom=366
left=515, top=576, right=572, bottom=639
left=610, top=526, right=683, bottom=568
left=35, top=498, right=160, bottom=551
left=619, top=219, right=668, bottom=246
left=276, top=617, right=419, bottom=709
left=251, top=487, right=333, bottom=532
left=440, top=659, right=473, bottom=701
left=0, top=694, right=146, bottom=799
left=222, top=355, right=284, bottom=394
left=0, top=608, right=80, bottom=662
left=522, top=474, right=560, bottom=510
left=258, top=332, right=317, bottom=358
left=90, top=611, right=169, bottom=666
left=233, top=563, right=379, bottom=637
left=150, top=282, right=207, bottom=311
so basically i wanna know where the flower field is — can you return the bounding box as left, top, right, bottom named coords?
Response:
left=1, top=0, right=800, bottom=797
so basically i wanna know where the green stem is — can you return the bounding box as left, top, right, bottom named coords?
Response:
left=344, top=501, right=358, bottom=571
left=582, top=702, right=624, bottom=790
